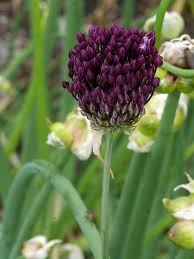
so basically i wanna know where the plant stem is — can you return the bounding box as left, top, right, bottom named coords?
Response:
left=155, top=0, right=171, bottom=49
left=162, top=61, right=194, bottom=78
left=101, top=132, right=113, bottom=259
left=123, top=0, right=135, bottom=27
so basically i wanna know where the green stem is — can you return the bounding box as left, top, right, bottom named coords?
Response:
left=101, top=132, right=113, bottom=259
left=155, top=0, right=171, bottom=49
left=121, top=91, right=180, bottom=259
left=110, top=153, right=148, bottom=259
left=162, top=61, right=194, bottom=78
left=123, top=0, right=134, bottom=27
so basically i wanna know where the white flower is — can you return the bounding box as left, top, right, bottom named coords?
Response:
left=174, top=173, right=194, bottom=194
left=46, top=132, right=65, bottom=148
left=174, top=203, right=194, bottom=220
left=22, top=236, right=61, bottom=259
left=127, top=130, right=154, bottom=153
left=47, top=110, right=103, bottom=160
left=62, top=244, right=84, bottom=259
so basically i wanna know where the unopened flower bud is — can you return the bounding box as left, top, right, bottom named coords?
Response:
left=144, top=12, right=184, bottom=40
left=168, top=221, right=194, bottom=249
left=163, top=196, right=194, bottom=215
left=175, top=78, right=194, bottom=94
left=156, top=68, right=176, bottom=93
left=136, top=94, right=188, bottom=137
left=127, top=130, right=154, bottom=153
left=47, top=111, right=103, bottom=160
left=136, top=114, right=159, bottom=138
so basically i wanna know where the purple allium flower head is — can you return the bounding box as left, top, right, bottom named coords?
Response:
left=62, top=25, right=163, bottom=130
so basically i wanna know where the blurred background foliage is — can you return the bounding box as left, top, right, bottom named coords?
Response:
left=0, top=0, right=194, bottom=258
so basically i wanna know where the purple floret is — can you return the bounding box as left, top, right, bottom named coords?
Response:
left=62, top=24, right=163, bottom=130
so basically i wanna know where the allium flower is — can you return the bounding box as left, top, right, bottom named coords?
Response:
left=62, top=24, right=163, bottom=130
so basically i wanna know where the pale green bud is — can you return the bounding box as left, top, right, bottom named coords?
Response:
left=47, top=111, right=103, bottom=160
left=127, top=130, right=154, bottom=153
left=175, top=78, right=194, bottom=94
left=136, top=114, right=159, bottom=138
left=136, top=94, right=188, bottom=137
left=156, top=68, right=176, bottom=93
left=144, top=12, right=184, bottom=40
left=163, top=196, right=194, bottom=215
left=48, top=122, right=73, bottom=147
left=168, top=221, right=194, bottom=249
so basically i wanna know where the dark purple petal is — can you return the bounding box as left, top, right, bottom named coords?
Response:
left=62, top=25, right=163, bottom=129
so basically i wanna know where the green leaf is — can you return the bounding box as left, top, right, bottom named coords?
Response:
left=1, top=161, right=101, bottom=259
left=121, top=92, right=180, bottom=259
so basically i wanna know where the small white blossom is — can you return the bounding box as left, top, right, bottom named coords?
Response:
left=127, top=130, right=154, bottom=153
left=62, top=244, right=84, bottom=259
left=22, top=236, right=61, bottom=259
left=47, top=110, right=103, bottom=160
left=174, top=203, right=194, bottom=220
left=174, top=173, right=194, bottom=194
left=46, top=132, right=65, bottom=148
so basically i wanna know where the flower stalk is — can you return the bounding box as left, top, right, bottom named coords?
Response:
left=101, top=131, right=113, bottom=259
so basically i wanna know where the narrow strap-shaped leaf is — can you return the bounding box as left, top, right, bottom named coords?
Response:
left=155, top=0, right=171, bottom=49
left=0, top=161, right=53, bottom=258
left=1, top=161, right=101, bottom=259
left=51, top=174, right=102, bottom=259
left=121, top=91, right=180, bottom=259
left=8, top=183, right=51, bottom=259
left=142, top=135, right=174, bottom=259
left=2, top=44, right=33, bottom=79
left=110, top=153, right=148, bottom=259
left=175, top=250, right=194, bottom=259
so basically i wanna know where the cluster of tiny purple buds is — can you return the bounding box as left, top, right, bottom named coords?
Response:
left=62, top=24, right=163, bottom=130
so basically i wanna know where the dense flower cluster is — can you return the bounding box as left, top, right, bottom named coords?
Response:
left=62, top=25, right=163, bottom=129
